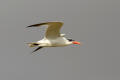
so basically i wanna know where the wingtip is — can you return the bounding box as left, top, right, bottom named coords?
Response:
left=26, top=23, right=42, bottom=28
left=26, top=25, right=32, bottom=28
left=26, top=21, right=63, bottom=28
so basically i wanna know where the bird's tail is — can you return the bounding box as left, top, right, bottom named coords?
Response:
left=27, top=42, right=39, bottom=47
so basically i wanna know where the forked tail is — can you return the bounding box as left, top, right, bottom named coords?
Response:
left=27, top=42, right=39, bottom=47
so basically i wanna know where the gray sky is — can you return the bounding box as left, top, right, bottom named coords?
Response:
left=0, top=0, right=120, bottom=80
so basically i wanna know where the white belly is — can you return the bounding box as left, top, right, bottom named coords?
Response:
left=50, top=37, right=68, bottom=47
left=37, top=37, right=71, bottom=47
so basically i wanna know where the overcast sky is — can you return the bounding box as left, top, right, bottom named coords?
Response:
left=0, top=0, right=120, bottom=80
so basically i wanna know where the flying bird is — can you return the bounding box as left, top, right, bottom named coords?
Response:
left=26, top=22, right=80, bottom=52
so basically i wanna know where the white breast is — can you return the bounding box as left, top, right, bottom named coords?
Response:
left=49, top=37, right=71, bottom=47
left=37, top=37, right=71, bottom=47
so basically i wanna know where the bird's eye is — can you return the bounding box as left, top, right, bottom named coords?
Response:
left=67, top=39, right=75, bottom=41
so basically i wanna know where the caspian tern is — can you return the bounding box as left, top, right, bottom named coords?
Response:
left=26, top=22, right=80, bottom=52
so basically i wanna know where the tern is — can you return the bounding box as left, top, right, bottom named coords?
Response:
left=26, top=22, right=80, bottom=52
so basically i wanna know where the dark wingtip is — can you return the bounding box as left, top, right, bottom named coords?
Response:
left=26, top=25, right=32, bottom=28
left=26, top=23, right=47, bottom=28
left=26, top=24, right=36, bottom=28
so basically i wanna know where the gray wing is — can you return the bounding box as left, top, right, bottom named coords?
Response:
left=27, top=22, right=63, bottom=39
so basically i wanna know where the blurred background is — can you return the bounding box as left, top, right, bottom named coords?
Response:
left=0, top=0, right=120, bottom=80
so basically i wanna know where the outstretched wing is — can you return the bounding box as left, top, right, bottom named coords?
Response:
left=27, top=22, right=63, bottom=39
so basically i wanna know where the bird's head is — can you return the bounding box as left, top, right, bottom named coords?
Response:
left=67, top=39, right=80, bottom=45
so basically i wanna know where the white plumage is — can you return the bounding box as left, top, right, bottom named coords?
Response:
left=27, top=22, right=80, bottom=52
